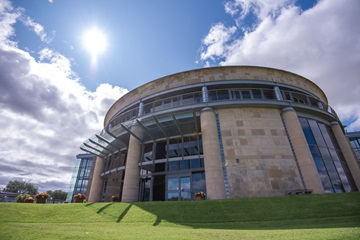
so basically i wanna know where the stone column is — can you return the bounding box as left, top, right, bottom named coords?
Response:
left=88, top=156, right=105, bottom=202
left=331, top=121, right=360, bottom=190
left=281, top=107, right=324, bottom=193
left=121, top=134, right=141, bottom=202
left=200, top=107, right=226, bottom=200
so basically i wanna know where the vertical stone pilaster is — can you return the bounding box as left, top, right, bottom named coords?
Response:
left=200, top=107, right=226, bottom=200
left=88, top=156, right=105, bottom=202
left=281, top=107, right=324, bottom=194
left=274, top=86, right=283, bottom=100
left=202, top=85, right=209, bottom=103
left=138, top=101, right=144, bottom=117
left=121, top=134, right=141, bottom=202
left=331, top=122, right=360, bottom=190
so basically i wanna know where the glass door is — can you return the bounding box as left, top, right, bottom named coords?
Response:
left=167, top=176, right=191, bottom=201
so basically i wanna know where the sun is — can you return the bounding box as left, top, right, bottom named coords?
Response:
left=82, top=27, right=107, bottom=57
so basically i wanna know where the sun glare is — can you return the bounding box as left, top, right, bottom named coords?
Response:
left=82, top=27, right=107, bottom=57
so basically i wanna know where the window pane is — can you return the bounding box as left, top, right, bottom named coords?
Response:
left=168, top=161, right=179, bottom=171
left=299, top=118, right=317, bottom=145
left=263, top=90, right=275, bottom=99
left=167, top=178, right=178, bottom=190
left=242, top=90, right=251, bottom=99
left=309, top=120, right=326, bottom=147
left=192, top=172, right=206, bottom=192
left=252, top=89, right=262, bottom=99
left=318, top=123, right=335, bottom=149
left=218, top=90, right=230, bottom=100
left=180, top=160, right=190, bottom=170
left=191, top=159, right=201, bottom=169
left=333, top=160, right=351, bottom=192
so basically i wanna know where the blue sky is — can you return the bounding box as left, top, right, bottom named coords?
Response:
left=1, top=0, right=359, bottom=192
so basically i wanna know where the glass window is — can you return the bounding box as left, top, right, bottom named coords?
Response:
left=191, top=159, right=201, bottom=169
left=143, top=143, right=153, bottom=162
left=333, top=160, right=351, bottom=192
left=144, top=102, right=153, bottom=114
left=192, top=172, right=206, bottom=197
left=252, top=89, right=262, bottom=99
left=232, top=90, right=240, bottom=100
left=168, top=161, right=179, bottom=171
left=182, top=93, right=194, bottom=105
left=167, top=178, right=178, bottom=190
left=154, top=163, right=165, bottom=172
left=194, top=92, right=202, bottom=103
left=292, top=93, right=308, bottom=104
left=208, top=90, right=218, bottom=101
left=217, top=90, right=230, bottom=100
left=299, top=117, right=354, bottom=193
left=308, top=120, right=326, bottom=147
left=155, top=141, right=167, bottom=159
left=168, top=138, right=182, bottom=158
left=172, top=96, right=180, bottom=107
left=319, top=123, right=335, bottom=149
left=263, top=89, right=275, bottom=99
left=163, top=98, right=172, bottom=109
left=299, top=118, right=317, bottom=145
left=282, top=91, right=291, bottom=101
left=241, top=90, right=251, bottom=99
left=180, top=160, right=190, bottom=170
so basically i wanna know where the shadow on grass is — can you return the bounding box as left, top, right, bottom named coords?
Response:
left=96, top=202, right=114, bottom=214
left=116, top=204, right=132, bottom=223
left=85, top=193, right=360, bottom=230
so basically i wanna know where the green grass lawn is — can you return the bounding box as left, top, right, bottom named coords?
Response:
left=0, top=193, right=359, bottom=239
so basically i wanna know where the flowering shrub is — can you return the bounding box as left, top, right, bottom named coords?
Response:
left=24, top=197, right=34, bottom=203
left=16, top=193, right=31, bottom=203
left=194, top=192, right=206, bottom=198
left=35, top=192, right=49, bottom=199
left=73, top=193, right=86, bottom=199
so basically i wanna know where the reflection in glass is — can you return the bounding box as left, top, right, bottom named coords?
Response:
left=300, top=117, right=353, bottom=192
left=167, top=178, right=178, bottom=190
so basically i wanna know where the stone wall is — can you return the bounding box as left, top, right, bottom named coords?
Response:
left=104, top=171, right=123, bottom=202
left=218, top=107, right=303, bottom=197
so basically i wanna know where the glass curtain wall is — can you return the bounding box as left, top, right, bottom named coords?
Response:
left=299, top=118, right=355, bottom=192
left=139, top=134, right=205, bottom=201
left=66, top=157, right=94, bottom=202
left=348, top=137, right=360, bottom=164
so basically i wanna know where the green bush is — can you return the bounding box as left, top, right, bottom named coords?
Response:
left=15, top=193, right=31, bottom=203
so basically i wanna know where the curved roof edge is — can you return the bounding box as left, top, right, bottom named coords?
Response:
left=104, top=65, right=328, bottom=126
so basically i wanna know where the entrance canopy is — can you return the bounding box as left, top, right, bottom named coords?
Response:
left=80, top=110, right=200, bottom=157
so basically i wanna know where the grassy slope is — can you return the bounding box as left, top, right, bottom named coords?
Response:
left=0, top=193, right=359, bottom=239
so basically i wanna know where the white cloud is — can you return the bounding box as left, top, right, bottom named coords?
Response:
left=200, top=23, right=237, bottom=61
left=0, top=0, right=22, bottom=46
left=200, top=0, right=360, bottom=131
left=0, top=0, right=128, bottom=191
left=22, top=16, right=53, bottom=44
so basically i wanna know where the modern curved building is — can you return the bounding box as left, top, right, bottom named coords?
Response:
left=81, top=66, right=360, bottom=202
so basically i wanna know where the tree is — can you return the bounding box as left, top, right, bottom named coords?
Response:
left=46, top=190, right=67, bottom=203
left=4, top=180, right=38, bottom=195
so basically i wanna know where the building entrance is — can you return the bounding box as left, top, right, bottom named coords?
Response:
left=166, top=175, right=191, bottom=201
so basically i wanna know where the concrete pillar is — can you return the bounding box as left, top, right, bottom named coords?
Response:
left=121, top=134, right=141, bottom=202
left=281, top=107, right=324, bottom=193
left=88, top=156, right=105, bottom=202
left=200, top=107, right=226, bottom=200
left=331, top=122, right=360, bottom=190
